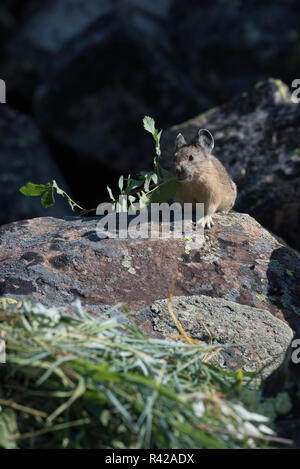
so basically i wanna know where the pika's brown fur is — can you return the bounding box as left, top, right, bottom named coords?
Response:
left=173, top=129, right=237, bottom=228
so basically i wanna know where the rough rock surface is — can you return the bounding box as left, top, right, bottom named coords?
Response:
left=0, top=106, right=71, bottom=226
left=0, top=212, right=299, bottom=338
left=145, top=295, right=293, bottom=376
left=161, top=79, right=300, bottom=251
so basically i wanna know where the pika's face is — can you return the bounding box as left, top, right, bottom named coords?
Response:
left=173, top=129, right=214, bottom=183
left=173, top=145, right=204, bottom=183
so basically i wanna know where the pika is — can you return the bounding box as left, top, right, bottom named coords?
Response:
left=173, top=129, right=237, bottom=228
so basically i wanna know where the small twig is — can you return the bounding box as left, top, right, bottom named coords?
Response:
left=9, top=418, right=91, bottom=441
left=80, top=207, right=97, bottom=215
left=0, top=398, right=48, bottom=418
left=168, top=278, right=199, bottom=345
left=201, top=347, right=223, bottom=363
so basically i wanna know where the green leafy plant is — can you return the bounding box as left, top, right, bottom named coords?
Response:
left=19, top=180, right=89, bottom=213
left=106, top=116, right=177, bottom=211
left=19, top=117, right=177, bottom=215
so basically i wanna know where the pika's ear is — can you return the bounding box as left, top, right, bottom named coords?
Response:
left=175, top=133, right=187, bottom=150
left=197, top=129, right=214, bottom=153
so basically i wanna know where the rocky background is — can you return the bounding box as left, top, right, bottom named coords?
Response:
left=1, top=0, right=300, bottom=445
left=0, top=0, right=299, bottom=250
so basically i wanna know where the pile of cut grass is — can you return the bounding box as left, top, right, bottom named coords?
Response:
left=0, top=298, right=292, bottom=449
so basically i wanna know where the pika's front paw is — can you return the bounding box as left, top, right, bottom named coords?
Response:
left=198, top=215, right=214, bottom=229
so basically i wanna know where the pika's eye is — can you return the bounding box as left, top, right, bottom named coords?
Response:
left=188, top=155, right=194, bottom=161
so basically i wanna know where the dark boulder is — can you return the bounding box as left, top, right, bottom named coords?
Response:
left=33, top=0, right=205, bottom=174
left=0, top=106, right=71, bottom=225
left=169, top=0, right=300, bottom=105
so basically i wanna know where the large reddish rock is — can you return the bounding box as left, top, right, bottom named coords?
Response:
left=0, top=212, right=299, bottom=335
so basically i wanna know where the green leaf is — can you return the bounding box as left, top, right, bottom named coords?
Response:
left=115, top=197, right=127, bottom=213
left=118, top=175, right=124, bottom=192
left=138, top=191, right=150, bottom=211
left=144, top=174, right=152, bottom=193
left=142, top=116, right=162, bottom=160
left=41, top=189, right=55, bottom=208
left=124, top=179, right=144, bottom=194
left=161, top=168, right=172, bottom=179
left=143, top=116, right=155, bottom=135
left=52, top=180, right=65, bottom=196
left=107, top=186, right=115, bottom=202
left=151, top=173, right=158, bottom=185
left=128, top=195, right=137, bottom=212
left=156, top=129, right=162, bottom=143
left=137, top=171, right=150, bottom=178
left=150, top=179, right=177, bottom=203
left=154, top=129, right=162, bottom=157
left=20, top=182, right=49, bottom=196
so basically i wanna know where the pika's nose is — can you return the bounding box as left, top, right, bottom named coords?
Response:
left=175, top=166, right=184, bottom=178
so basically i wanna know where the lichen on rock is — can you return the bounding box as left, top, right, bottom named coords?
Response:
left=148, top=294, right=293, bottom=376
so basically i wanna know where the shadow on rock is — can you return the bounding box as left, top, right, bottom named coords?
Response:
left=264, top=246, right=300, bottom=445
